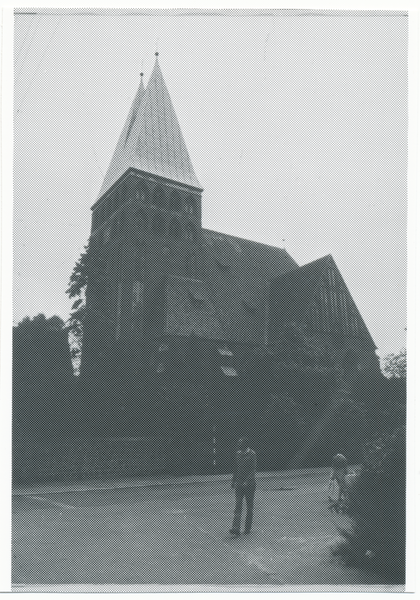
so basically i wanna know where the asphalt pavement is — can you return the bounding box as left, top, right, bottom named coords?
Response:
left=12, top=468, right=401, bottom=592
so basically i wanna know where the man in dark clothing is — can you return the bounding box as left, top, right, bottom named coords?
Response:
left=229, top=437, right=257, bottom=535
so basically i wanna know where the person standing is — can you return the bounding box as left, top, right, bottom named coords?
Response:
left=229, top=437, right=257, bottom=536
left=328, top=453, right=349, bottom=507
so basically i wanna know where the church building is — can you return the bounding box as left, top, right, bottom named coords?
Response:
left=83, top=54, right=379, bottom=473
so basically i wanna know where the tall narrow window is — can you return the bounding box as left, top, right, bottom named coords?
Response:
left=103, top=224, right=112, bottom=244
left=330, top=289, right=339, bottom=320
left=320, top=287, right=329, bottom=332
left=152, top=186, right=166, bottom=208
left=184, top=195, right=195, bottom=215
left=339, top=290, right=349, bottom=333
left=116, top=210, right=125, bottom=237
left=168, top=218, right=182, bottom=239
left=152, top=213, right=166, bottom=237
left=132, top=280, right=144, bottom=312
left=119, top=184, right=127, bottom=208
left=136, top=182, right=148, bottom=204
left=134, top=245, right=145, bottom=280
left=169, top=191, right=182, bottom=212
left=135, top=210, right=148, bottom=239
left=185, top=222, right=196, bottom=242
left=115, top=282, right=123, bottom=340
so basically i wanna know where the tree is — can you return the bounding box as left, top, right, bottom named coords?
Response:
left=332, top=352, right=406, bottom=581
left=66, top=238, right=110, bottom=376
left=334, top=426, right=406, bottom=582
left=66, top=243, right=90, bottom=372
left=13, top=314, right=75, bottom=439
left=257, top=392, right=305, bottom=470
left=382, top=348, right=407, bottom=379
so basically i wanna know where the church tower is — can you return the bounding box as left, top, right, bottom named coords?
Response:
left=85, top=55, right=203, bottom=384
left=80, top=53, right=379, bottom=462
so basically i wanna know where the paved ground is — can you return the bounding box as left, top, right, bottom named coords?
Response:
left=12, top=469, right=400, bottom=592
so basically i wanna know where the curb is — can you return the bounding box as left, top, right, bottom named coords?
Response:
left=12, top=466, right=332, bottom=496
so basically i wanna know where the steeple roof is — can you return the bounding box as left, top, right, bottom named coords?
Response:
left=97, top=57, right=201, bottom=199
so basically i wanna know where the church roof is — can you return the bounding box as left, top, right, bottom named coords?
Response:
left=98, top=56, right=201, bottom=200
left=201, top=229, right=299, bottom=343
left=164, top=275, right=225, bottom=339
left=269, top=254, right=376, bottom=347
left=269, top=255, right=332, bottom=326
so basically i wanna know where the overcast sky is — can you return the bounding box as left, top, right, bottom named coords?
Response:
left=13, top=9, right=408, bottom=358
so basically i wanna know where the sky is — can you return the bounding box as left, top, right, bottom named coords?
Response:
left=13, top=9, right=408, bottom=359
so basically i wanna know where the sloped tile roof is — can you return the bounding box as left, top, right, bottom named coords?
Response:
left=98, top=58, right=201, bottom=200
left=164, top=275, right=225, bottom=339
left=201, top=229, right=298, bottom=343
left=269, top=255, right=331, bottom=330
left=269, top=254, right=376, bottom=346
left=97, top=76, right=145, bottom=200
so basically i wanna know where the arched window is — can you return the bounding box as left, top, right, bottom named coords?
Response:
left=152, top=186, right=166, bottom=208
left=134, top=245, right=146, bottom=279
left=184, top=195, right=195, bottom=215
left=151, top=212, right=166, bottom=237
left=119, top=184, right=127, bottom=208
left=185, top=222, right=196, bottom=243
left=110, top=193, right=118, bottom=215
left=135, top=210, right=148, bottom=238
left=115, top=210, right=125, bottom=237
left=135, top=182, right=148, bottom=204
left=169, top=190, right=182, bottom=212
left=103, top=223, right=112, bottom=244
left=168, top=218, right=182, bottom=239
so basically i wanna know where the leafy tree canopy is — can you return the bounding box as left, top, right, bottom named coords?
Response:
left=14, top=313, right=65, bottom=332
left=13, top=313, right=74, bottom=382
left=382, top=348, right=406, bottom=379
left=66, top=239, right=109, bottom=373
left=66, top=243, right=90, bottom=299
left=66, top=242, right=91, bottom=369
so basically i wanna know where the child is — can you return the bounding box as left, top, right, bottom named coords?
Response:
left=328, top=453, right=348, bottom=508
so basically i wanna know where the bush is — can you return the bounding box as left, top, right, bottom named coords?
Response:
left=334, top=426, right=405, bottom=583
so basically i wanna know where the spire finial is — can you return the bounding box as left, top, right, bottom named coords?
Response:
left=155, top=37, right=159, bottom=59
left=155, top=51, right=159, bottom=58
left=140, top=59, right=144, bottom=79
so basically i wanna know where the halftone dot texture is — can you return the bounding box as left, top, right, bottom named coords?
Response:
left=12, top=471, right=395, bottom=588
left=98, top=54, right=201, bottom=201
left=13, top=7, right=406, bottom=591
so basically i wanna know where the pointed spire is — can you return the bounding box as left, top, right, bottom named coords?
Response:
left=97, top=56, right=201, bottom=200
